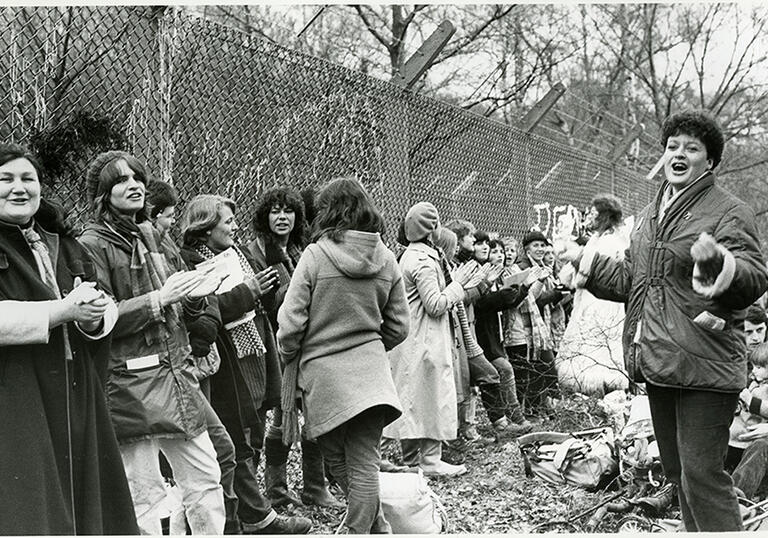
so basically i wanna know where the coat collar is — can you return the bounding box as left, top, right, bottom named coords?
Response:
left=407, top=241, right=439, bottom=260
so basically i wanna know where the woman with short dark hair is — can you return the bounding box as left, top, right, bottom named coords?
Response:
left=577, top=109, right=768, bottom=531
left=277, top=177, right=409, bottom=532
left=0, top=144, right=137, bottom=535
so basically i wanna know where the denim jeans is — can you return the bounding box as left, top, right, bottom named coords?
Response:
left=728, top=438, right=768, bottom=499
left=646, top=383, right=742, bottom=531
left=317, top=406, right=391, bottom=534
left=202, top=398, right=239, bottom=532
left=491, top=357, right=525, bottom=423
left=119, top=431, right=225, bottom=535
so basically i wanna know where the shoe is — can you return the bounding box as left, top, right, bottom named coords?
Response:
left=264, top=463, right=303, bottom=507
left=241, top=514, right=312, bottom=534
left=459, top=425, right=482, bottom=442
left=421, top=458, right=468, bottom=477
left=507, top=420, right=534, bottom=435
left=380, top=459, right=410, bottom=473
left=493, top=417, right=533, bottom=442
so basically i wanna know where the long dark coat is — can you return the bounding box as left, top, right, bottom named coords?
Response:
left=0, top=206, right=138, bottom=535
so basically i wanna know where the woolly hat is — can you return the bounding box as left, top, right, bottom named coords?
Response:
left=86, top=150, right=147, bottom=202
left=522, top=230, right=550, bottom=248
left=404, top=201, right=440, bottom=242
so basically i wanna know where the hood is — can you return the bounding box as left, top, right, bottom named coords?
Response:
left=80, top=221, right=134, bottom=252
left=317, top=231, right=388, bottom=278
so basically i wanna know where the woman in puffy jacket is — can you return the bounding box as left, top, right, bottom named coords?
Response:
left=78, top=151, right=225, bottom=535
left=576, top=110, right=768, bottom=531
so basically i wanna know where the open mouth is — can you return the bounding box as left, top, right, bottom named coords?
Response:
left=670, top=162, right=688, bottom=174
left=127, top=193, right=143, bottom=201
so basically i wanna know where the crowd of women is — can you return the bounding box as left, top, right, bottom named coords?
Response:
left=2, top=108, right=767, bottom=534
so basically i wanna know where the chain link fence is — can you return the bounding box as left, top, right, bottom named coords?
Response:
left=0, top=6, right=657, bottom=246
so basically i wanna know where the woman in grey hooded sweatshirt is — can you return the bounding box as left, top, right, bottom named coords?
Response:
left=277, top=177, right=410, bottom=533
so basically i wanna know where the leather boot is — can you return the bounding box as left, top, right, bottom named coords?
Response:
left=264, top=436, right=302, bottom=507
left=300, top=439, right=345, bottom=508
left=400, top=439, right=421, bottom=467
left=419, top=439, right=467, bottom=477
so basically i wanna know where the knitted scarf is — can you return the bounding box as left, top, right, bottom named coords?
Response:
left=104, top=217, right=182, bottom=346
left=195, top=244, right=267, bottom=360
left=439, top=252, right=485, bottom=360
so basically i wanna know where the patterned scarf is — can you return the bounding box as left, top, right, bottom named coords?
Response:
left=104, top=217, right=182, bottom=347
left=195, top=244, right=266, bottom=360
left=439, top=252, right=485, bottom=360
left=22, top=225, right=73, bottom=361
left=512, top=256, right=554, bottom=355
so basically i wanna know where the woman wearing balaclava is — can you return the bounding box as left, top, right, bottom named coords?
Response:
left=383, top=202, right=481, bottom=477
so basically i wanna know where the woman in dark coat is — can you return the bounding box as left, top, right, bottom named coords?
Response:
left=0, top=143, right=138, bottom=534
left=247, top=186, right=343, bottom=509
left=179, top=194, right=311, bottom=535
left=578, top=110, right=768, bottom=531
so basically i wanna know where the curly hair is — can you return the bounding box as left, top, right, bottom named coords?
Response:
left=444, top=219, right=476, bottom=242
left=590, top=193, right=623, bottom=233
left=180, top=194, right=236, bottom=248
left=252, top=186, right=306, bottom=248
left=312, top=177, right=385, bottom=242
left=661, top=109, right=725, bottom=169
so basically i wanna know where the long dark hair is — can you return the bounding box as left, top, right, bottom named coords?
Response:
left=591, top=193, right=623, bottom=233
left=311, top=177, right=385, bottom=242
left=87, top=151, right=150, bottom=223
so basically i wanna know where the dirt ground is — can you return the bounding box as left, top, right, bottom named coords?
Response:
left=272, top=393, right=636, bottom=534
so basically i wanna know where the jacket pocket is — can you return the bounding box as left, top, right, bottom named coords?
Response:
left=108, top=360, right=186, bottom=440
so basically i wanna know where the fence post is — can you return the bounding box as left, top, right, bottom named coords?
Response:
left=157, top=7, right=178, bottom=184
left=393, top=20, right=455, bottom=90
left=521, top=82, right=566, bottom=133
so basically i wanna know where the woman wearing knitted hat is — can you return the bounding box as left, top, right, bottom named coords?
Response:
left=383, top=201, right=482, bottom=477
left=78, top=151, right=226, bottom=534
left=277, top=177, right=409, bottom=532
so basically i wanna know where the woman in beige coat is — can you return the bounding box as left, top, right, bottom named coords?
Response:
left=383, top=202, right=480, bottom=477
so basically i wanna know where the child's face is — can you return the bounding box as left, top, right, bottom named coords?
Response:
left=543, top=248, right=555, bottom=267
left=474, top=240, right=490, bottom=263
left=504, top=244, right=517, bottom=266
left=754, top=365, right=768, bottom=383
left=488, top=245, right=504, bottom=266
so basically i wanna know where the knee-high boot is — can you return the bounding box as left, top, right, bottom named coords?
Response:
left=301, top=439, right=345, bottom=508
left=264, top=436, right=302, bottom=507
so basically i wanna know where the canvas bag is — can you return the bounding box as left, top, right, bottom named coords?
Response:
left=378, top=470, right=448, bottom=533
left=518, top=427, right=618, bottom=490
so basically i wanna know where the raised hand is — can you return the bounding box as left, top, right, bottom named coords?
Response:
left=485, top=263, right=505, bottom=283
left=452, top=260, right=480, bottom=287
left=159, top=271, right=207, bottom=307
left=691, top=232, right=724, bottom=287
